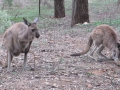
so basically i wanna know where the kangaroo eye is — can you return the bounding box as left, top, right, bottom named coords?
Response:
left=32, top=29, right=35, bottom=32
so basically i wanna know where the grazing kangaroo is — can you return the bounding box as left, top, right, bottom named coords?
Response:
left=3, top=17, right=40, bottom=71
left=70, top=24, right=120, bottom=65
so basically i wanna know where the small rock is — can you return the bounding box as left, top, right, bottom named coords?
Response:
left=87, top=84, right=93, bottom=88
left=0, top=66, right=2, bottom=72
left=117, top=78, right=120, bottom=82
left=114, top=74, right=118, bottom=78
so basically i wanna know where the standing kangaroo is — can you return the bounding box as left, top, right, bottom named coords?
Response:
left=3, top=17, right=40, bottom=71
left=70, top=24, right=120, bottom=65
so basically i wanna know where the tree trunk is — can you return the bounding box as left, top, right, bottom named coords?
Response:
left=54, top=0, right=65, bottom=18
left=71, top=0, right=89, bottom=27
left=117, top=0, right=120, bottom=6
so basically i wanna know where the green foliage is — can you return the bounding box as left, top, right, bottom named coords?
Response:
left=94, top=19, right=120, bottom=26
left=7, top=7, right=39, bottom=22
left=2, top=0, right=13, bottom=6
left=0, top=10, right=12, bottom=33
left=2, top=0, right=120, bottom=35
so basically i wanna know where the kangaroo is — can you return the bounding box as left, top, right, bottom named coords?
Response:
left=3, top=17, right=40, bottom=71
left=70, top=24, right=120, bottom=65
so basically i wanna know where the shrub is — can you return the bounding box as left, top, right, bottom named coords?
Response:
left=2, top=0, right=13, bottom=6
left=0, top=10, right=12, bottom=33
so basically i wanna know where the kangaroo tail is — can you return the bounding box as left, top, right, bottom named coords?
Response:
left=70, top=36, right=93, bottom=56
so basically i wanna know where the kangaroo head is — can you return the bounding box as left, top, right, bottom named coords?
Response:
left=23, top=17, right=40, bottom=38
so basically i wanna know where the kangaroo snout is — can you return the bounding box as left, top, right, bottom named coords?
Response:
left=35, top=33, right=40, bottom=38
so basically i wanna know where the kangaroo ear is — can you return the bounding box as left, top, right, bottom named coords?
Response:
left=117, top=43, right=120, bottom=50
left=23, top=18, right=31, bottom=26
left=33, top=17, right=39, bottom=23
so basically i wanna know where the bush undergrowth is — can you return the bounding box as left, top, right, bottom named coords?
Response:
left=0, top=10, right=12, bottom=33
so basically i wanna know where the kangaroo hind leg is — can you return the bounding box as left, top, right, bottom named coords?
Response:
left=88, top=45, right=99, bottom=61
left=96, top=45, right=108, bottom=59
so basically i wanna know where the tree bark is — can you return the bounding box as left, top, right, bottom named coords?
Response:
left=71, top=0, right=89, bottom=27
left=54, top=0, right=65, bottom=18
left=118, top=0, right=120, bottom=6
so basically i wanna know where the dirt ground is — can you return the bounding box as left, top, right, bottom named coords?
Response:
left=0, top=20, right=120, bottom=90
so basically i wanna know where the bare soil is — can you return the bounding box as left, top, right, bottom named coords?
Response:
left=0, top=18, right=120, bottom=90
